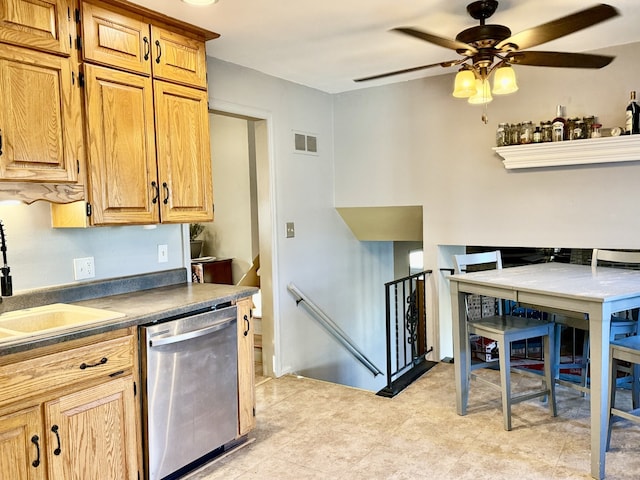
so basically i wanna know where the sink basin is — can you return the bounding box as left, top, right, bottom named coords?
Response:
left=0, top=303, right=125, bottom=334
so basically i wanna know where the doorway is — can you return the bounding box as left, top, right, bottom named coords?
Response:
left=205, top=106, right=276, bottom=379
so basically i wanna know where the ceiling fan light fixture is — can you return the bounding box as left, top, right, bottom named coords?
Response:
left=468, top=78, right=493, bottom=105
left=492, top=64, right=518, bottom=95
left=452, top=69, right=477, bottom=98
left=181, top=0, right=218, bottom=5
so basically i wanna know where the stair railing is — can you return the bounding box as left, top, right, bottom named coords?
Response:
left=287, top=283, right=383, bottom=377
left=379, top=270, right=435, bottom=397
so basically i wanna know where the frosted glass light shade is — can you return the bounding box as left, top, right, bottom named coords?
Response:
left=492, top=65, right=519, bottom=95
left=182, top=0, right=218, bottom=5
left=468, top=79, right=493, bottom=104
left=452, top=70, right=477, bottom=98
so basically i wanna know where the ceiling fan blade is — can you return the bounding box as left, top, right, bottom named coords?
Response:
left=354, top=60, right=461, bottom=83
left=393, top=27, right=477, bottom=55
left=496, top=4, right=619, bottom=51
left=506, top=51, right=615, bottom=69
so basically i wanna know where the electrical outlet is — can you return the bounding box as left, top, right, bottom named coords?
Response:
left=73, top=257, right=95, bottom=280
left=158, top=244, right=168, bottom=263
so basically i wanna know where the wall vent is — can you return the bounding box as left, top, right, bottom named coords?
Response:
left=293, top=131, right=318, bottom=155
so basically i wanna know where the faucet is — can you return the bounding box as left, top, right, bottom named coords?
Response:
left=0, top=221, right=12, bottom=296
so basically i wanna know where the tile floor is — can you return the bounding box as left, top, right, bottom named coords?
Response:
left=186, top=363, right=640, bottom=480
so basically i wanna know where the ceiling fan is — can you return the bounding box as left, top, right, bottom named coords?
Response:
left=355, top=1, right=619, bottom=107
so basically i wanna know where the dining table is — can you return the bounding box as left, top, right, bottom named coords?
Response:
left=449, top=261, right=640, bottom=479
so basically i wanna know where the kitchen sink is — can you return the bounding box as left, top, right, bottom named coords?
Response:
left=0, top=303, right=125, bottom=335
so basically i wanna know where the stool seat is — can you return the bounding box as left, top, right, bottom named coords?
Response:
left=607, top=334, right=640, bottom=452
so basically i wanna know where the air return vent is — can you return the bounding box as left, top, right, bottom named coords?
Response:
left=293, top=131, right=318, bottom=155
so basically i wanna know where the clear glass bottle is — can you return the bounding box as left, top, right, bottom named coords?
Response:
left=541, top=121, right=553, bottom=142
left=583, top=116, right=595, bottom=139
left=520, top=121, right=533, bottom=144
left=573, top=119, right=585, bottom=139
left=496, top=122, right=507, bottom=147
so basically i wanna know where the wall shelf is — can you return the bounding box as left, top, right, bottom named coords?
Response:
left=493, top=135, right=640, bottom=169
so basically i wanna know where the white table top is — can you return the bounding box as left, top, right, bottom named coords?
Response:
left=449, top=262, right=640, bottom=303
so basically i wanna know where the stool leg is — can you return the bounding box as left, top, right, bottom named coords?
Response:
left=498, top=337, right=512, bottom=431
left=553, top=323, right=562, bottom=386
left=607, top=356, right=617, bottom=451
left=581, top=329, right=590, bottom=396
left=545, top=328, right=557, bottom=417
left=633, top=362, right=640, bottom=410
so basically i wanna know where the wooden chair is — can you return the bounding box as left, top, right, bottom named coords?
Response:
left=607, top=335, right=640, bottom=450
left=555, top=249, right=640, bottom=394
left=453, top=251, right=557, bottom=431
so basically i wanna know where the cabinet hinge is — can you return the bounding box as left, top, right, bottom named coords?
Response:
left=77, top=159, right=80, bottom=174
left=78, top=71, right=85, bottom=88
left=253, top=407, right=256, bottom=417
left=76, top=35, right=82, bottom=51
left=67, top=6, right=71, bottom=20
left=133, top=381, right=137, bottom=396
left=69, top=34, right=72, bottom=49
left=86, top=202, right=92, bottom=217
left=75, top=8, right=81, bottom=23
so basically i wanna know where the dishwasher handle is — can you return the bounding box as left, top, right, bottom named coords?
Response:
left=149, top=317, right=235, bottom=347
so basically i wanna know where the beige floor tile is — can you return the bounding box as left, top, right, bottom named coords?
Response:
left=187, top=364, right=640, bottom=480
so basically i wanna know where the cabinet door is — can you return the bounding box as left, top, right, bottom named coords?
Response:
left=84, top=64, right=159, bottom=225
left=0, top=43, right=80, bottom=182
left=237, top=298, right=255, bottom=436
left=0, top=0, right=72, bottom=56
left=45, top=376, right=138, bottom=480
left=150, top=25, right=206, bottom=89
left=0, top=405, right=46, bottom=480
left=81, top=1, right=151, bottom=76
left=154, top=80, right=213, bottom=223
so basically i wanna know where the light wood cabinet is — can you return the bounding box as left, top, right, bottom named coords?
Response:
left=236, top=297, right=255, bottom=436
left=81, top=0, right=207, bottom=89
left=0, top=405, right=46, bottom=480
left=84, top=63, right=158, bottom=225
left=0, top=0, right=73, bottom=56
left=0, top=42, right=80, bottom=183
left=0, top=329, right=140, bottom=480
left=154, top=80, right=213, bottom=223
left=45, top=376, right=138, bottom=480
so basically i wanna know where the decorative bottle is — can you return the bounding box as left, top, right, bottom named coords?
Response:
left=625, top=91, right=639, bottom=135
left=551, top=105, right=566, bottom=142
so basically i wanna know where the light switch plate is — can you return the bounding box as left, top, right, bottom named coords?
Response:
left=285, top=222, right=295, bottom=238
left=158, top=244, right=168, bottom=263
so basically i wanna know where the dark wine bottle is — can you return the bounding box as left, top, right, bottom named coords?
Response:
left=551, top=105, right=566, bottom=142
left=625, top=91, right=640, bottom=135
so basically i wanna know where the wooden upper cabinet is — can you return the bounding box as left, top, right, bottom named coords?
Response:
left=0, top=0, right=72, bottom=56
left=0, top=43, right=79, bottom=182
left=80, top=1, right=151, bottom=77
left=84, top=63, right=158, bottom=225
left=150, top=25, right=206, bottom=89
left=81, top=1, right=208, bottom=89
left=154, top=80, right=213, bottom=223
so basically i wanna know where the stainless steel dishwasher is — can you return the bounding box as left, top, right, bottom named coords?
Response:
left=140, top=305, right=238, bottom=480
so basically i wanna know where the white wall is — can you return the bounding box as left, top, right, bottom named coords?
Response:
left=202, top=113, right=254, bottom=283
left=208, top=58, right=391, bottom=391
left=0, top=203, right=183, bottom=292
left=333, top=42, right=640, bottom=358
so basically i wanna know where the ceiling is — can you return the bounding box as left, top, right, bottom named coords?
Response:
left=128, top=0, right=640, bottom=94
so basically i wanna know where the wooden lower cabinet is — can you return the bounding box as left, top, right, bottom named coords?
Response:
left=236, top=297, right=255, bottom=436
left=0, top=405, right=45, bottom=480
left=45, top=376, right=138, bottom=480
left=0, top=329, right=140, bottom=480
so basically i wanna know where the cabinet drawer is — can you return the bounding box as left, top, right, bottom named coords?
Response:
left=0, top=334, right=134, bottom=408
